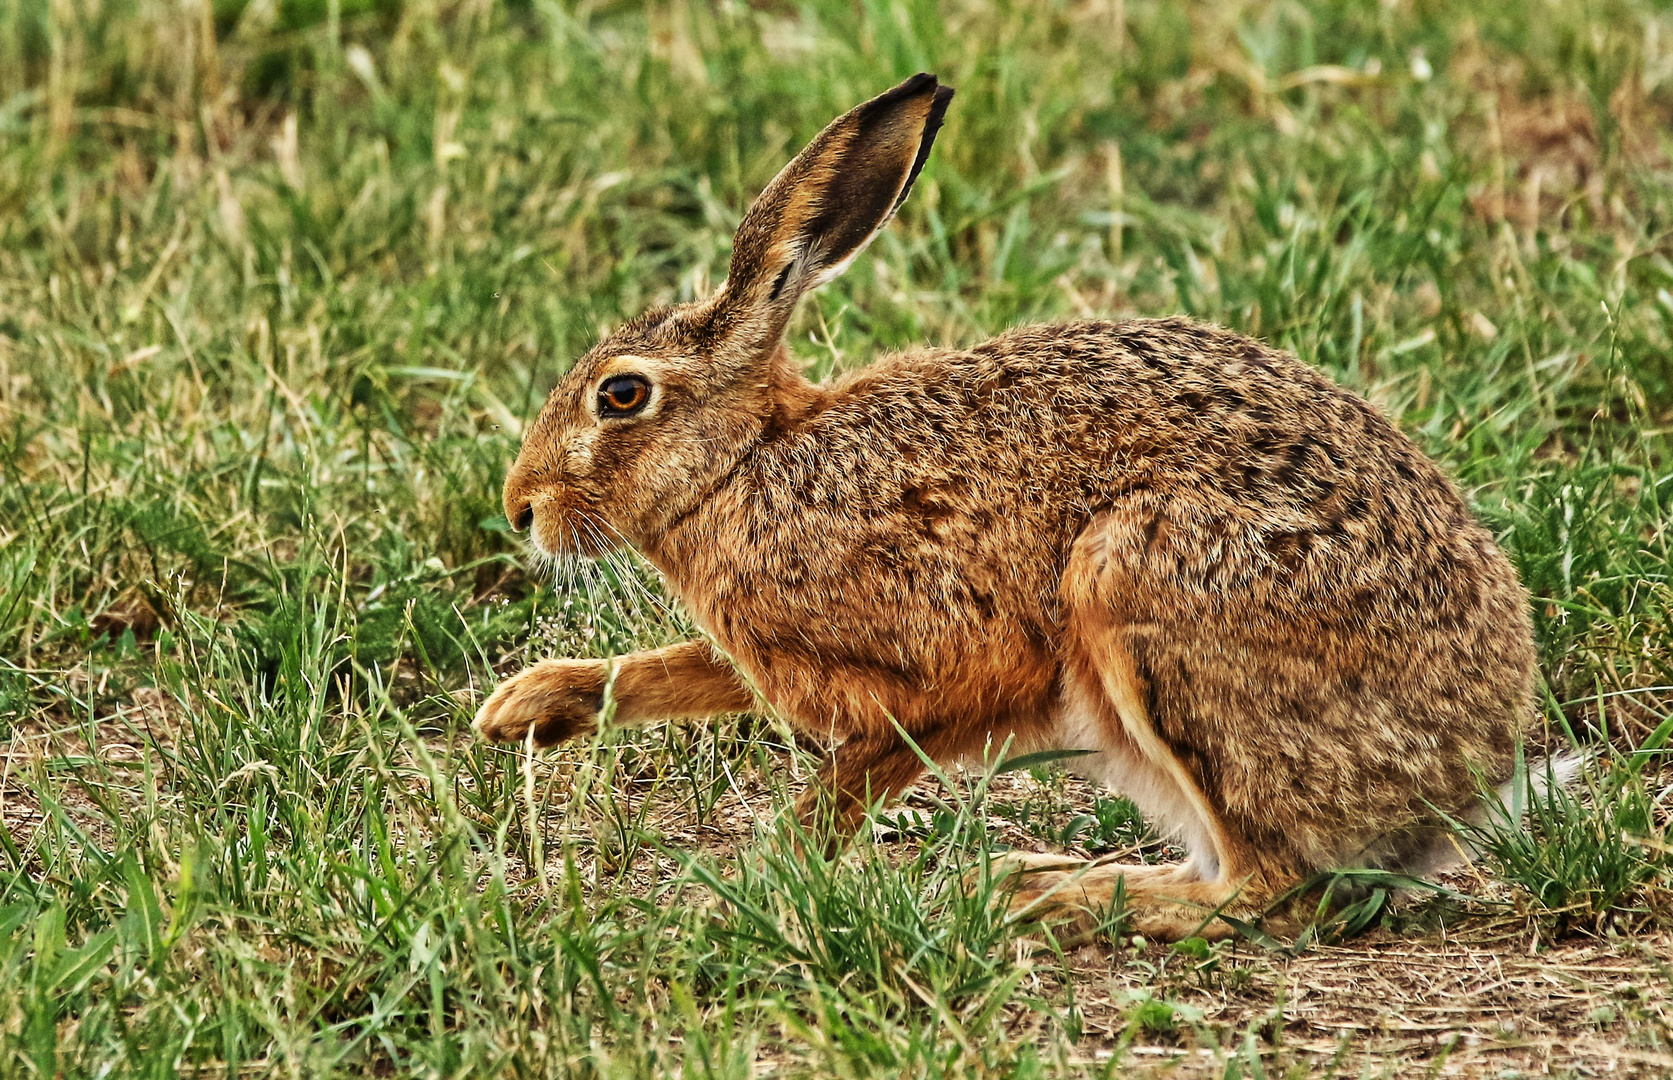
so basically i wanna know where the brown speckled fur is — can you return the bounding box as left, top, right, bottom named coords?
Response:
left=474, top=76, right=1537, bottom=939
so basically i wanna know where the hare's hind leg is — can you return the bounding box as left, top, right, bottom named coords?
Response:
left=994, top=514, right=1289, bottom=941
left=992, top=674, right=1243, bottom=938
left=994, top=667, right=1272, bottom=941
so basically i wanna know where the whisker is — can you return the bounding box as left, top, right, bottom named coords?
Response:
left=592, top=517, right=677, bottom=622
left=579, top=515, right=648, bottom=617
left=579, top=515, right=642, bottom=641
left=522, top=508, right=684, bottom=659
left=569, top=520, right=619, bottom=653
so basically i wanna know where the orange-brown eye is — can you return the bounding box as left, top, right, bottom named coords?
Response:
left=598, top=374, right=651, bottom=418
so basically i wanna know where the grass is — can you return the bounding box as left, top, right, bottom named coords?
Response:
left=2, top=0, right=1673, bottom=1074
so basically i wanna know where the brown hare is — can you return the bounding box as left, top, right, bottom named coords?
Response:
left=474, top=74, right=1538, bottom=940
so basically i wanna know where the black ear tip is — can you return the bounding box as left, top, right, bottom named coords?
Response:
left=892, top=80, right=953, bottom=214
left=874, top=72, right=944, bottom=108
left=927, top=84, right=954, bottom=129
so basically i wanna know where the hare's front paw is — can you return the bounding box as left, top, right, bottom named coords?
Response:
left=472, top=659, right=606, bottom=746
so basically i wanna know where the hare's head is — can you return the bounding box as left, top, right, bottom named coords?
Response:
left=503, top=74, right=952, bottom=558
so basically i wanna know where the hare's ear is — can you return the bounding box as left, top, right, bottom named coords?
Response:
left=720, top=73, right=952, bottom=347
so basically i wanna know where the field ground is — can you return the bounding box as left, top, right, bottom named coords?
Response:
left=3, top=0, right=1672, bottom=1075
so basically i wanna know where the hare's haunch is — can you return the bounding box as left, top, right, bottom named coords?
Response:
left=474, top=74, right=1536, bottom=940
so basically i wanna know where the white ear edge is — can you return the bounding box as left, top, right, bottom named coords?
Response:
left=802, top=236, right=872, bottom=293
left=772, top=240, right=814, bottom=302
left=798, top=187, right=909, bottom=295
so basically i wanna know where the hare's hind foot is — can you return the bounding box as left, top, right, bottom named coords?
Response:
left=993, top=855, right=1264, bottom=942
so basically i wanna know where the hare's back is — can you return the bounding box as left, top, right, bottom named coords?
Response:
left=914, top=318, right=1523, bottom=619
left=957, top=319, right=1470, bottom=542
left=783, top=315, right=1511, bottom=618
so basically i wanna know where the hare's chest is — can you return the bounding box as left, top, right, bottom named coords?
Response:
left=675, top=505, right=1045, bottom=638
left=665, top=523, right=1064, bottom=737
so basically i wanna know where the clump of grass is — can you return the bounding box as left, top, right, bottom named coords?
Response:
left=1464, top=739, right=1672, bottom=931
left=990, top=776, right=1157, bottom=855
left=669, top=815, right=1048, bottom=1072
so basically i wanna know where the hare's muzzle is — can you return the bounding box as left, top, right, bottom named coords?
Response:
left=503, top=465, right=616, bottom=560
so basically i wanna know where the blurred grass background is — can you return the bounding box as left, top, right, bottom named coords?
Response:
left=1, top=0, right=1671, bottom=1075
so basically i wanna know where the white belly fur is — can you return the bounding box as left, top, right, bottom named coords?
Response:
left=1049, top=676, right=1223, bottom=882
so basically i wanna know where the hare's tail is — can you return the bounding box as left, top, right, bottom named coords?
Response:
left=1393, top=749, right=1589, bottom=878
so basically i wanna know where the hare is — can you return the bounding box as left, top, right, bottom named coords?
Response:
left=474, top=74, right=1537, bottom=940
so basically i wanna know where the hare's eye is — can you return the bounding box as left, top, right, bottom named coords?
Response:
left=598, top=375, right=651, bottom=418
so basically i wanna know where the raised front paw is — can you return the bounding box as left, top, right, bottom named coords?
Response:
left=472, top=659, right=606, bottom=746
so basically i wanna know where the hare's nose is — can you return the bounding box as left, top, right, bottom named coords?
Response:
left=503, top=474, right=536, bottom=533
